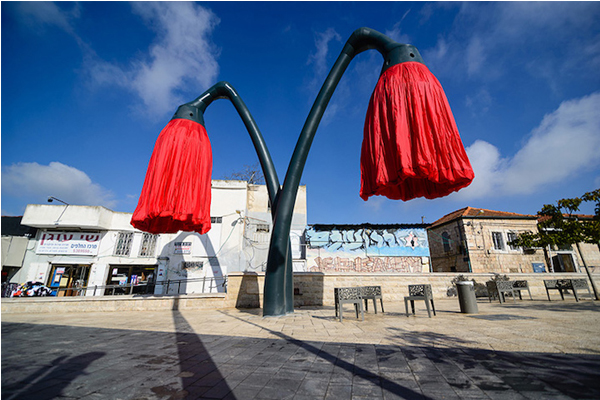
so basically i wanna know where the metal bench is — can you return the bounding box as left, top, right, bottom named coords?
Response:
left=544, top=279, right=593, bottom=302
left=334, top=287, right=364, bottom=322
left=404, top=284, right=436, bottom=318
left=361, top=285, right=384, bottom=314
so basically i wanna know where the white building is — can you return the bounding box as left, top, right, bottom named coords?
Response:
left=11, top=180, right=307, bottom=297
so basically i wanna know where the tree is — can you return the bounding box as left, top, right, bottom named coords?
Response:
left=510, top=189, right=600, bottom=300
left=222, top=162, right=265, bottom=185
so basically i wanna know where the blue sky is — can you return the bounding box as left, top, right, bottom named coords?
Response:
left=2, top=2, right=600, bottom=225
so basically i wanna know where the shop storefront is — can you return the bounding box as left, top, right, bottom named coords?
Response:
left=47, top=264, right=91, bottom=296
left=105, top=265, right=157, bottom=295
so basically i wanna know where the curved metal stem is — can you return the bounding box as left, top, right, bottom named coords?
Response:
left=177, top=82, right=298, bottom=311
left=184, top=82, right=280, bottom=203
left=263, top=27, right=405, bottom=316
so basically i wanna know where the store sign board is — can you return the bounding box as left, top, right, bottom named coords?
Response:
left=37, top=231, right=101, bottom=255
left=174, top=242, right=192, bottom=254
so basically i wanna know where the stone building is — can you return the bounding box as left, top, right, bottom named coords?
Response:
left=427, top=207, right=546, bottom=273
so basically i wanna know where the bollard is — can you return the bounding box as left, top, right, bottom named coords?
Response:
left=456, top=281, right=478, bottom=314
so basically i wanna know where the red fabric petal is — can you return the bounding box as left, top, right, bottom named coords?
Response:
left=131, top=118, right=212, bottom=234
left=360, top=62, right=474, bottom=201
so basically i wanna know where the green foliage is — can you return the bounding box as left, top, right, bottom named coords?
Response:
left=509, top=189, right=600, bottom=249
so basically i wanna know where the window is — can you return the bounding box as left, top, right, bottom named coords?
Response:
left=114, top=232, right=133, bottom=256
left=507, top=232, right=519, bottom=251
left=256, top=224, right=270, bottom=233
left=211, top=217, right=222, bottom=224
left=442, top=232, right=451, bottom=252
left=182, top=261, right=204, bottom=272
left=492, top=232, right=505, bottom=251
left=139, top=233, right=157, bottom=257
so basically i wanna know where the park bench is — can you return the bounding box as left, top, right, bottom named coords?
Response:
left=544, top=278, right=593, bottom=302
left=404, top=284, right=436, bottom=318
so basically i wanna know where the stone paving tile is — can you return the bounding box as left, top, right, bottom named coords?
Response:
left=3, top=299, right=600, bottom=399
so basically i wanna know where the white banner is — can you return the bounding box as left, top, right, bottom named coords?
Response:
left=37, top=231, right=101, bottom=255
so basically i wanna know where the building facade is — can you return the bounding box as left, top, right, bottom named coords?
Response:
left=427, top=207, right=600, bottom=274
left=8, top=180, right=307, bottom=296
left=427, top=207, right=546, bottom=273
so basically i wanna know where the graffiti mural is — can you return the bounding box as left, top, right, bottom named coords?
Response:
left=305, top=225, right=430, bottom=257
left=305, top=224, right=430, bottom=273
left=310, top=256, right=422, bottom=273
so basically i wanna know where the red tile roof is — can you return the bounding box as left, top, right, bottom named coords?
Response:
left=429, top=207, right=536, bottom=228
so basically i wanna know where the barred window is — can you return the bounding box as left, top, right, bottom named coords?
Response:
left=492, top=232, right=505, bottom=251
left=114, top=232, right=133, bottom=256
left=139, top=233, right=157, bottom=257
left=182, top=261, right=203, bottom=271
left=507, top=232, right=519, bottom=251
left=442, top=232, right=451, bottom=252
left=256, top=224, right=270, bottom=233
left=211, top=217, right=222, bottom=224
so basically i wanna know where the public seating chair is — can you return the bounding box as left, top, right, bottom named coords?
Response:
left=512, top=280, right=532, bottom=300
left=404, top=284, right=436, bottom=318
left=486, top=281, right=517, bottom=303
left=360, top=285, right=384, bottom=314
left=334, top=287, right=364, bottom=322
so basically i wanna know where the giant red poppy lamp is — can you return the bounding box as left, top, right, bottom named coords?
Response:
left=262, top=27, right=474, bottom=316
left=131, top=82, right=280, bottom=236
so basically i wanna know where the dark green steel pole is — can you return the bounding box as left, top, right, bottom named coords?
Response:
left=175, top=82, right=294, bottom=310
left=263, top=28, right=424, bottom=316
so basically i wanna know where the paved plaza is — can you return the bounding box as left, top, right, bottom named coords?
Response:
left=2, top=298, right=600, bottom=399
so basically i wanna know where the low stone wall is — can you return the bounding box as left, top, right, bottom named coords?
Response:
left=3, top=272, right=597, bottom=313
left=229, top=271, right=599, bottom=308
left=1, top=293, right=228, bottom=314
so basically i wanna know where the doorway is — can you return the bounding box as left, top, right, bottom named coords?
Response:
left=47, top=264, right=91, bottom=296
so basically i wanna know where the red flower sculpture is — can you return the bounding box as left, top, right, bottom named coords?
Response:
left=131, top=118, right=212, bottom=234
left=360, top=61, right=474, bottom=201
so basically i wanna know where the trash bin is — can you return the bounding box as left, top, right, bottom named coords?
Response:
left=456, top=281, right=478, bottom=314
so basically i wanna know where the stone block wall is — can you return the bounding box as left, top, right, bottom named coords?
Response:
left=229, top=271, right=599, bottom=308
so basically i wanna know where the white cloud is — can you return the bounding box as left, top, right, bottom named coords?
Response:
left=307, top=28, right=342, bottom=78
left=87, top=3, right=220, bottom=119
left=2, top=162, right=116, bottom=208
left=465, top=37, right=484, bottom=76
left=12, top=2, right=220, bottom=119
left=15, top=2, right=79, bottom=35
left=385, top=10, right=412, bottom=44
left=456, top=92, right=600, bottom=200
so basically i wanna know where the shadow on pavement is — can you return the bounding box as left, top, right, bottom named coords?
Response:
left=171, top=298, right=232, bottom=399
left=2, top=338, right=106, bottom=400
left=219, top=310, right=435, bottom=400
